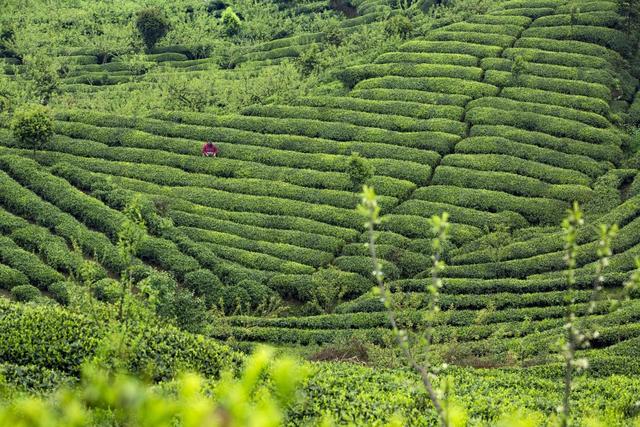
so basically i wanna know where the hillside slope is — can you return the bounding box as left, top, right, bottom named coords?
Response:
left=0, top=0, right=639, bottom=371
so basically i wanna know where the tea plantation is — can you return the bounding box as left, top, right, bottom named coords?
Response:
left=1, top=0, right=640, bottom=424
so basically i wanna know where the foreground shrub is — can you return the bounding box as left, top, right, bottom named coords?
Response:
left=0, top=346, right=305, bottom=427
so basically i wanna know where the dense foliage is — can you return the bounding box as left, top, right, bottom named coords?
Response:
left=0, top=0, right=639, bottom=424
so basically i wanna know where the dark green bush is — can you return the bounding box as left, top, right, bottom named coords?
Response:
left=514, top=37, right=622, bottom=65
left=441, top=21, right=523, bottom=36
left=466, top=14, right=531, bottom=26
left=531, top=11, right=620, bottom=27
left=0, top=156, right=199, bottom=281
left=337, top=63, right=483, bottom=90
left=469, top=124, right=622, bottom=163
left=0, top=302, right=241, bottom=379
left=334, top=256, right=400, bottom=281
left=172, top=288, right=208, bottom=333
left=431, top=165, right=593, bottom=203
left=521, top=25, right=630, bottom=56
left=468, top=96, right=610, bottom=128
left=393, top=199, right=528, bottom=230
left=221, top=7, right=241, bottom=36
left=379, top=214, right=482, bottom=245
left=346, top=152, right=374, bottom=191
left=10, top=104, right=53, bottom=154
left=0, top=264, right=29, bottom=290
left=629, top=95, right=640, bottom=127
left=384, top=15, right=413, bottom=38
left=499, top=87, right=610, bottom=116
left=244, top=102, right=464, bottom=135
left=0, top=236, right=64, bottom=289
left=169, top=209, right=345, bottom=253
left=375, top=52, right=478, bottom=67
left=93, top=278, right=121, bottom=303
left=354, top=76, right=498, bottom=99
left=48, top=282, right=70, bottom=306
left=136, top=8, right=170, bottom=50
left=455, top=136, right=607, bottom=179
left=413, top=185, right=566, bottom=225
left=11, top=284, right=41, bottom=302
left=183, top=269, right=223, bottom=306
left=491, top=7, right=555, bottom=19
left=466, top=107, right=619, bottom=145
left=503, top=47, right=611, bottom=70
left=0, top=168, right=123, bottom=274
left=351, top=88, right=470, bottom=106
left=484, top=70, right=611, bottom=101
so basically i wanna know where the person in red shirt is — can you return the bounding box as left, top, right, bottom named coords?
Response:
left=202, top=140, right=219, bottom=157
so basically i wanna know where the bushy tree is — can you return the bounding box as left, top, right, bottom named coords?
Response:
left=22, top=54, right=60, bottom=105
left=511, top=56, right=526, bottom=85
left=221, top=7, right=241, bottom=36
left=162, top=73, right=212, bottom=112
left=10, top=104, right=54, bottom=155
left=296, top=44, right=322, bottom=76
left=172, top=289, right=208, bottom=333
left=93, top=278, right=122, bottom=303
left=384, top=14, right=413, bottom=38
left=323, top=20, right=344, bottom=46
left=135, top=8, right=170, bottom=50
left=183, top=269, right=223, bottom=306
left=140, top=271, right=208, bottom=333
left=346, top=152, right=374, bottom=191
left=618, top=0, right=640, bottom=35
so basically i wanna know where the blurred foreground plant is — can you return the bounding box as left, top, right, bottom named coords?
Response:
left=358, top=185, right=465, bottom=427
left=560, top=202, right=638, bottom=426
left=0, top=346, right=309, bottom=427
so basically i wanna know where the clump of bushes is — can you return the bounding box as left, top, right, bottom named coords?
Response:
left=136, top=8, right=170, bottom=50
left=10, top=104, right=53, bottom=154
left=93, top=278, right=122, bottom=303
left=48, top=281, right=70, bottom=306
left=221, top=7, right=241, bottom=36
left=346, top=152, right=374, bottom=191
left=11, top=284, right=41, bottom=302
left=183, top=269, right=223, bottom=306
left=384, top=15, right=413, bottom=39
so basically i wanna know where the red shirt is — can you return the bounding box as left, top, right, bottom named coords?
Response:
left=202, top=142, right=218, bottom=155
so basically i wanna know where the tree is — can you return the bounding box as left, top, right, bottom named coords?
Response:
left=22, top=54, right=60, bottom=105
left=384, top=14, right=413, bottom=38
left=511, top=55, right=526, bottom=86
left=10, top=104, right=53, bottom=155
left=323, top=20, right=344, bottom=46
left=221, top=7, right=241, bottom=36
left=135, top=8, right=170, bottom=50
left=296, top=44, right=322, bottom=76
left=618, top=0, right=640, bottom=35
left=346, top=152, right=374, bottom=191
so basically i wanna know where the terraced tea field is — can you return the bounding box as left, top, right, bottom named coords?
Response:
left=1, top=0, right=640, bottom=423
